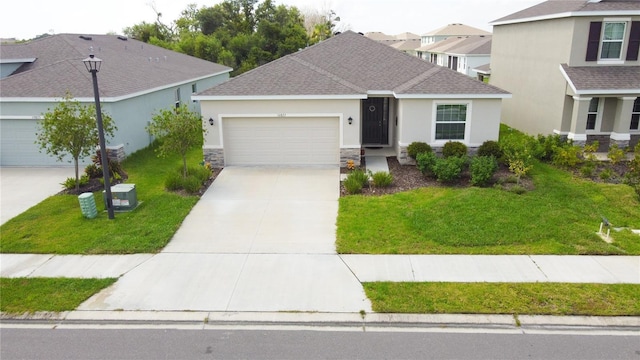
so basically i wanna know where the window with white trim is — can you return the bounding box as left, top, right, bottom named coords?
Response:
left=435, top=104, right=467, bottom=140
left=601, top=22, right=626, bottom=59
left=586, top=97, right=600, bottom=131
left=631, top=97, right=640, bottom=131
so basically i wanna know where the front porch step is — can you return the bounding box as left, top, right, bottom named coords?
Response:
left=364, top=156, right=390, bottom=174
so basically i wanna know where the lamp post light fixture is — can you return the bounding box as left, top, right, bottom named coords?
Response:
left=83, top=54, right=115, bottom=219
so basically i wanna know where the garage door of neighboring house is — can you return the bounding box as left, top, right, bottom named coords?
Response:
left=223, top=117, right=340, bottom=166
left=0, top=119, right=66, bottom=166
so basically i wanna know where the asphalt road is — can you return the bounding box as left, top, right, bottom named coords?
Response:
left=1, top=327, right=638, bottom=359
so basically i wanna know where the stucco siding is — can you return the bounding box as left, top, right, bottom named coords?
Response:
left=491, top=18, right=576, bottom=135
left=0, top=73, right=228, bottom=166
left=569, top=16, right=640, bottom=67
left=397, top=98, right=502, bottom=147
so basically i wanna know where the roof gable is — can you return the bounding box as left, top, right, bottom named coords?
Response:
left=0, top=34, right=231, bottom=99
left=200, top=31, right=509, bottom=99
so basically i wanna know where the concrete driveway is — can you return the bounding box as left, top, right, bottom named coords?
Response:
left=0, top=167, right=76, bottom=225
left=80, top=167, right=372, bottom=313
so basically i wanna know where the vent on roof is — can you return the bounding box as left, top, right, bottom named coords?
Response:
left=117, top=35, right=128, bottom=41
left=79, top=35, right=92, bottom=41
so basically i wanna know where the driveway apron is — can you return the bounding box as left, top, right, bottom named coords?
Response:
left=79, top=167, right=372, bottom=313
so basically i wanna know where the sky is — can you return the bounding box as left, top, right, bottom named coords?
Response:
left=0, top=0, right=544, bottom=41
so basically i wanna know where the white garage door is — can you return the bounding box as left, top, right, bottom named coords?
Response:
left=223, top=117, right=340, bottom=166
left=0, top=119, right=70, bottom=166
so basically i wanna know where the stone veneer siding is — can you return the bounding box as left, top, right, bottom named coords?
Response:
left=397, top=145, right=414, bottom=165
left=106, top=144, right=126, bottom=163
left=204, top=148, right=225, bottom=168
left=340, top=148, right=361, bottom=167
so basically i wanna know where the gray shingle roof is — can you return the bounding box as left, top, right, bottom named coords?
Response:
left=492, top=0, right=640, bottom=25
left=199, top=31, right=509, bottom=98
left=560, top=64, right=640, bottom=93
left=0, top=34, right=231, bottom=98
left=420, top=35, right=492, bottom=55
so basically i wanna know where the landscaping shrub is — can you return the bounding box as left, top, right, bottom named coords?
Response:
left=164, top=165, right=212, bottom=194
left=84, top=164, right=102, bottom=179
left=432, top=156, right=466, bottom=183
left=470, top=156, right=498, bottom=186
left=343, top=176, right=364, bottom=194
left=370, top=171, right=393, bottom=188
left=624, top=143, right=640, bottom=199
left=348, top=169, right=370, bottom=187
left=535, top=133, right=565, bottom=161
left=552, top=145, right=582, bottom=168
left=580, top=162, right=596, bottom=178
left=607, top=144, right=625, bottom=165
left=164, top=172, right=183, bottom=191
left=62, top=175, right=89, bottom=190
left=416, top=152, right=438, bottom=176
left=442, top=141, right=467, bottom=158
left=407, top=142, right=432, bottom=158
left=476, top=140, right=503, bottom=160
left=599, top=168, right=613, bottom=181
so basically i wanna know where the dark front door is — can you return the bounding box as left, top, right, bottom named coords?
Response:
left=362, top=98, right=389, bottom=145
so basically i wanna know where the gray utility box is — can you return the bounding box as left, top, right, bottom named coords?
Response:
left=103, top=184, right=137, bottom=211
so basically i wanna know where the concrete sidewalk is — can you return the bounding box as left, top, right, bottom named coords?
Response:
left=3, top=253, right=638, bottom=284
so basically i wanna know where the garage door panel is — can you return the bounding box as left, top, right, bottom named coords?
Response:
left=223, top=117, right=339, bottom=166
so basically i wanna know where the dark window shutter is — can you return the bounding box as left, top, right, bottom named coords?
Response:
left=626, top=21, right=640, bottom=61
left=586, top=21, right=602, bottom=61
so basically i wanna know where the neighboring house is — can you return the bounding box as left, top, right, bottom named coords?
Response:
left=0, top=34, right=231, bottom=166
left=365, top=32, right=422, bottom=57
left=421, top=35, right=492, bottom=77
left=194, top=31, right=510, bottom=168
left=418, top=23, right=491, bottom=47
left=473, top=63, right=492, bottom=83
left=490, top=0, right=640, bottom=150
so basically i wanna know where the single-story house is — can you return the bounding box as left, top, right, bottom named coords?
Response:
left=194, top=31, right=510, bottom=167
left=0, top=34, right=231, bottom=166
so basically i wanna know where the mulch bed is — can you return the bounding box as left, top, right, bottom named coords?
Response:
left=61, top=168, right=223, bottom=197
left=340, top=157, right=534, bottom=197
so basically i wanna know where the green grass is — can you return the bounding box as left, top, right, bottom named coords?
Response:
left=337, top=162, right=640, bottom=255
left=0, top=277, right=116, bottom=313
left=0, top=144, right=204, bottom=254
left=364, top=282, right=640, bottom=316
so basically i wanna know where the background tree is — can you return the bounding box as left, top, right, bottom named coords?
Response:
left=36, top=93, right=116, bottom=191
left=147, top=104, right=204, bottom=178
left=125, top=0, right=309, bottom=75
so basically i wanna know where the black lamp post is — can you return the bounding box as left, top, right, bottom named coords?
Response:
left=83, top=54, right=114, bottom=219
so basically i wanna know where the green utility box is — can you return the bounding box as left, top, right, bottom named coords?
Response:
left=104, top=184, right=137, bottom=211
left=78, top=192, right=98, bottom=219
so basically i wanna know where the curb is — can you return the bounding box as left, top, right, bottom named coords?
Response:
left=2, top=311, right=639, bottom=331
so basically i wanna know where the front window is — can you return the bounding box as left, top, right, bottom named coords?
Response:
left=436, top=104, right=467, bottom=140
left=601, top=22, right=626, bottom=59
left=631, top=97, right=640, bottom=131
left=586, top=97, right=600, bottom=130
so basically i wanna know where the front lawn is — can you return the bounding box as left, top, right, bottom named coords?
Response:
left=337, top=161, right=640, bottom=255
left=0, top=144, right=206, bottom=254
left=0, top=277, right=116, bottom=314
left=364, top=282, right=640, bottom=316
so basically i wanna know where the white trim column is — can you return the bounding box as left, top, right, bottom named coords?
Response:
left=610, top=97, right=635, bottom=148
left=568, top=96, right=590, bottom=145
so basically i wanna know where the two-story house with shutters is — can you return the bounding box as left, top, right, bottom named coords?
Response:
left=490, top=0, right=640, bottom=150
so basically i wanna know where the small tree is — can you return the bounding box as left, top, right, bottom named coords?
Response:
left=36, top=93, right=116, bottom=191
left=147, top=104, right=204, bottom=178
